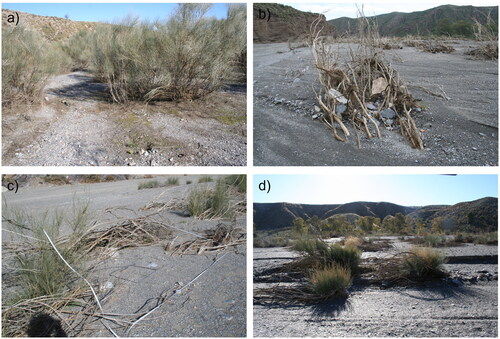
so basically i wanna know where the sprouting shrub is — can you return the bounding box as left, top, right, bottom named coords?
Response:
left=187, top=178, right=232, bottom=219
left=90, top=4, right=246, bottom=103
left=225, top=174, right=246, bottom=193
left=423, top=233, right=446, bottom=247
left=138, top=180, right=160, bottom=190
left=310, top=265, right=352, bottom=297
left=198, top=175, right=213, bottom=183
left=60, top=29, right=93, bottom=70
left=2, top=26, right=64, bottom=106
left=166, top=177, right=179, bottom=186
left=400, top=247, right=446, bottom=281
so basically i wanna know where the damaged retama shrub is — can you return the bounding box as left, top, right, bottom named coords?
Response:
left=310, top=13, right=424, bottom=149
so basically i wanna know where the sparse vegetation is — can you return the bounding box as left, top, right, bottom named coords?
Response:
left=198, top=175, right=214, bottom=183
left=166, top=177, right=179, bottom=186
left=138, top=180, right=160, bottom=190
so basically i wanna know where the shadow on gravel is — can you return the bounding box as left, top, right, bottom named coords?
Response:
left=310, top=296, right=352, bottom=318
left=49, top=73, right=108, bottom=101
left=396, top=285, right=485, bottom=302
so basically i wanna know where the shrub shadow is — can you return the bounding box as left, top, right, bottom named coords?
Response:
left=49, top=73, right=108, bottom=101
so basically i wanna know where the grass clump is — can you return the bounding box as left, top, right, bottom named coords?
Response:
left=2, top=26, right=66, bottom=107
left=198, top=175, right=214, bottom=183
left=310, top=265, right=352, bottom=297
left=138, top=180, right=160, bottom=190
left=166, top=177, right=179, bottom=186
left=292, top=238, right=361, bottom=272
left=400, top=247, right=446, bottom=281
left=187, top=178, right=233, bottom=219
left=225, top=174, right=246, bottom=193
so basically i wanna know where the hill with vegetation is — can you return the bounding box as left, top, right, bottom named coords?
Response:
left=254, top=197, right=497, bottom=232
left=329, top=4, right=498, bottom=37
left=253, top=3, right=334, bottom=43
left=2, top=9, right=96, bottom=41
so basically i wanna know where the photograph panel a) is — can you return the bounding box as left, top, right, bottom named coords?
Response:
left=253, top=2, right=498, bottom=166
left=2, top=3, right=246, bottom=166
left=2, top=174, right=246, bottom=337
left=253, top=174, right=497, bottom=337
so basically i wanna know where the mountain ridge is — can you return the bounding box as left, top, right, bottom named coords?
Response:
left=254, top=197, right=497, bottom=232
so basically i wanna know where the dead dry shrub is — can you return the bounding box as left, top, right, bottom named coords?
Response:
left=165, top=223, right=245, bottom=255
left=466, top=15, right=498, bottom=60
left=418, top=40, right=455, bottom=54
left=310, top=11, right=423, bottom=149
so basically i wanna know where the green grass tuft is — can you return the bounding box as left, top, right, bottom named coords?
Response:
left=310, top=265, right=352, bottom=297
left=400, top=246, right=446, bottom=281
left=138, top=180, right=160, bottom=190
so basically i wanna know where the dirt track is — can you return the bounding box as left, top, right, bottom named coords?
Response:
left=2, top=72, right=246, bottom=166
left=254, top=41, right=498, bottom=166
left=2, top=176, right=246, bottom=337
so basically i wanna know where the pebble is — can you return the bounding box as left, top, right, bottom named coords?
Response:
left=336, top=104, right=347, bottom=114
left=381, top=108, right=396, bottom=119
left=479, top=132, right=486, bottom=137
left=366, top=103, right=377, bottom=110
left=314, top=105, right=321, bottom=113
left=293, top=78, right=301, bottom=83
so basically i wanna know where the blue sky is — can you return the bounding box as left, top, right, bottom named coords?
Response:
left=2, top=3, right=231, bottom=22
left=280, top=1, right=499, bottom=20
left=254, top=175, right=498, bottom=206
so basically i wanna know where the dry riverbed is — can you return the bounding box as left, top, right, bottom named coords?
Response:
left=254, top=41, right=498, bottom=166
left=254, top=237, right=498, bottom=337
left=2, top=175, right=246, bottom=337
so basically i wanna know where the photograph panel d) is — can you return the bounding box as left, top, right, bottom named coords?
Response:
left=253, top=2, right=498, bottom=166
left=2, top=3, right=246, bottom=166
left=2, top=174, right=246, bottom=337
left=254, top=174, right=497, bottom=337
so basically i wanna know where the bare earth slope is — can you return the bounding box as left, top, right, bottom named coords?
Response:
left=2, top=72, right=246, bottom=166
left=254, top=41, right=498, bottom=166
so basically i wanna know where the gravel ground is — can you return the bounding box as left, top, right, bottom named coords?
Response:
left=2, top=72, right=246, bottom=166
left=253, top=238, right=498, bottom=337
left=2, top=176, right=246, bottom=337
left=254, top=41, right=498, bottom=166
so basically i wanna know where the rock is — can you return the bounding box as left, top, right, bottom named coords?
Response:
left=102, top=281, right=114, bottom=290
left=366, top=103, right=377, bottom=110
left=424, top=123, right=432, bottom=128
left=336, top=104, right=347, bottom=114
left=293, top=78, right=301, bottom=83
left=385, top=119, right=394, bottom=125
left=381, top=108, right=397, bottom=119
left=372, top=77, right=388, bottom=95
left=314, top=105, right=321, bottom=113
left=147, top=262, right=158, bottom=269
left=312, top=114, right=321, bottom=120
left=327, top=88, right=348, bottom=104
left=479, top=132, right=486, bottom=137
